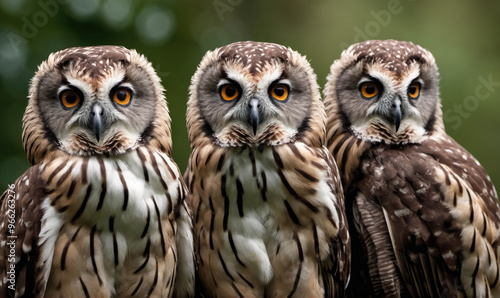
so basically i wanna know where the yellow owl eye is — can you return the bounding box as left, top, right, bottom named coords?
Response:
left=360, top=82, right=379, bottom=99
left=408, top=82, right=420, bottom=99
left=220, top=84, right=240, bottom=101
left=60, top=90, right=81, bottom=108
left=113, top=88, right=132, bottom=106
left=270, top=84, right=289, bottom=101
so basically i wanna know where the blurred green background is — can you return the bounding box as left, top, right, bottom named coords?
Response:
left=0, top=0, right=499, bottom=190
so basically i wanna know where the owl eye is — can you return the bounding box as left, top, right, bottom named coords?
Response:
left=113, top=88, right=132, bottom=106
left=220, top=84, right=240, bottom=101
left=60, top=90, right=81, bottom=109
left=270, top=84, right=289, bottom=102
left=359, top=82, right=379, bottom=99
left=408, top=82, right=420, bottom=99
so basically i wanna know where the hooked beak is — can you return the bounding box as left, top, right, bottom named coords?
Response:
left=248, top=98, right=260, bottom=135
left=391, top=96, right=402, bottom=132
left=91, top=104, right=104, bottom=142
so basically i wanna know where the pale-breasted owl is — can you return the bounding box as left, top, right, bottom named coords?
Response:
left=323, top=39, right=500, bottom=297
left=184, top=41, right=350, bottom=297
left=0, top=46, right=195, bottom=297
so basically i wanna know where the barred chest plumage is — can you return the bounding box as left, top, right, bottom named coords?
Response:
left=189, top=142, right=345, bottom=296
left=37, top=146, right=183, bottom=296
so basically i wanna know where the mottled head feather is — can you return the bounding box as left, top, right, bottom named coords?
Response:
left=217, top=41, right=289, bottom=75
left=52, top=46, right=131, bottom=79
left=347, top=40, right=435, bottom=77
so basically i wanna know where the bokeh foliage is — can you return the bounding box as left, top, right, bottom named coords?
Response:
left=0, top=0, right=499, bottom=190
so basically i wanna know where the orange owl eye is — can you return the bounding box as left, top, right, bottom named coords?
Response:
left=220, top=84, right=240, bottom=101
left=270, top=84, right=289, bottom=101
left=113, top=88, right=132, bottom=106
left=408, top=82, right=420, bottom=99
left=360, top=82, right=379, bottom=99
left=60, top=90, right=81, bottom=108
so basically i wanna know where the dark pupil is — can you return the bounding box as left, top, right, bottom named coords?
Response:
left=274, top=86, right=285, bottom=97
left=409, top=86, right=417, bottom=94
left=365, top=84, right=376, bottom=94
left=117, top=90, right=128, bottom=101
left=65, top=93, right=77, bottom=103
left=225, top=86, right=236, bottom=97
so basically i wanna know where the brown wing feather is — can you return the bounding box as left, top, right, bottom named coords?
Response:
left=0, top=165, right=48, bottom=297
left=345, top=133, right=500, bottom=297
left=352, top=191, right=406, bottom=297
left=354, top=140, right=465, bottom=296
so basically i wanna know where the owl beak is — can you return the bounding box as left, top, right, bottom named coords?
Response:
left=248, top=98, right=260, bottom=135
left=391, top=97, right=402, bottom=132
left=91, top=104, right=104, bottom=142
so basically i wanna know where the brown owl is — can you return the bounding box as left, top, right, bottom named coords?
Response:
left=185, top=41, right=350, bottom=297
left=0, top=46, right=195, bottom=297
left=324, top=39, right=500, bottom=297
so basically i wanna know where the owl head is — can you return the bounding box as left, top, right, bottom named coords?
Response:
left=324, top=40, right=445, bottom=145
left=187, top=41, right=326, bottom=149
left=24, top=46, right=172, bottom=165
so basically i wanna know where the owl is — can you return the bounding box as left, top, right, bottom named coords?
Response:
left=184, top=41, right=350, bottom=297
left=0, top=46, right=195, bottom=297
left=323, top=39, right=500, bottom=297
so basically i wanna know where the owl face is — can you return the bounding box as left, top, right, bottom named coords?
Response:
left=29, top=46, right=163, bottom=157
left=326, top=40, right=441, bottom=144
left=189, top=41, right=321, bottom=147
